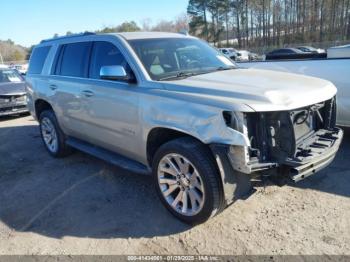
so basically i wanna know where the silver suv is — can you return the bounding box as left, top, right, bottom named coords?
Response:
left=26, top=32, right=343, bottom=224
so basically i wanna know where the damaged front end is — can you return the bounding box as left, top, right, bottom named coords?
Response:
left=0, top=94, right=28, bottom=116
left=211, top=97, right=342, bottom=204
left=238, top=97, right=343, bottom=182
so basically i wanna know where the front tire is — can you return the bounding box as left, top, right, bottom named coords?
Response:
left=152, top=137, right=224, bottom=225
left=39, top=110, right=72, bottom=158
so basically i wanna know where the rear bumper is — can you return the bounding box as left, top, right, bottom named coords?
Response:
left=285, top=128, right=343, bottom=182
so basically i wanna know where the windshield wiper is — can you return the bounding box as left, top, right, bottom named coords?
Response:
left=157, top=66, right=236, bottom=81
left=214, top=66, right=236, bottom=71
left=158, top=71, right=196, bottom=81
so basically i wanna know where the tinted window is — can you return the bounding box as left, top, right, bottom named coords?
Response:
left=28, top=46, right=51, bottom=74
left=89, top=41, right=127, bottom=79
left=58, top=42, right=91, bottom=77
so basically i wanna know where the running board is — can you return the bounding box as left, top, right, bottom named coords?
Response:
left=66, top=137, right=151, bottom=175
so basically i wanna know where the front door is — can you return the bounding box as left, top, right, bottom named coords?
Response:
left=79, top=41, right=141, bottom=161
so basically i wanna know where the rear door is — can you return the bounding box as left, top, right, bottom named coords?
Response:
left=49, top=41, right=92, bottom=139
left=79, top=41, right=141, bottom=160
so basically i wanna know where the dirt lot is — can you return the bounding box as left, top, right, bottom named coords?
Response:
left=0, top=115, right=349, bottom=255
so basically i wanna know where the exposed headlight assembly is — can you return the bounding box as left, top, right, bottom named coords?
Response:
left=222, top=111, right=245, bottom=132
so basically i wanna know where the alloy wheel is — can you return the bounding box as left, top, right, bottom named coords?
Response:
left=157, top=153, right=205, bottom=216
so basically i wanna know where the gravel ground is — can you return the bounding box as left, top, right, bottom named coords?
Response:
left=0, top=115, right=349, bottom=255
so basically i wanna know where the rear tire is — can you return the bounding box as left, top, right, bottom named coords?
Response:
left=39, top=110, right=72, bottom=158
left=152, top=137, right=225, bottom=225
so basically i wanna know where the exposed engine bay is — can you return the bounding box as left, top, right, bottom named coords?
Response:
left=231, top=97, right=343, bottom=181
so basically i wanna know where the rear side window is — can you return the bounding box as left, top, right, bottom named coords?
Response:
left=89, top=41, right=127, bottom=79
left=56, top=42, right=91, bottom=77
left=28, top=46, right=51, bottom=74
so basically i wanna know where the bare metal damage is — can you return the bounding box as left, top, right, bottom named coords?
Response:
left=142, top=96, right=251, bottom=149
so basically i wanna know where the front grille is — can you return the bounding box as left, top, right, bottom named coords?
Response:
left=246, top=97, right=337, bottom=164
left=0, top=94, right=27, bottom=106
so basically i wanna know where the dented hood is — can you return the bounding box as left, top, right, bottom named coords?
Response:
left=162, top=68, right=337, bottom=112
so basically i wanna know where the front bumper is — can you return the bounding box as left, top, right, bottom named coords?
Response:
left=224, top=127, right=343, bottom=182
left=210, top=128, right=343, bottom=204
left=0, top=104, right=28, bottom=116
left=284, top=127, right=343, bottom=182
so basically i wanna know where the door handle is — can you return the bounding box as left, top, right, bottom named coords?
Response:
left=82, top=90, right=94, bottom=97
left=49, top=84, right=57, bottom=90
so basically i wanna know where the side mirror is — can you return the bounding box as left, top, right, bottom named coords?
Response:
left=100, top=65, right=130, bottom=82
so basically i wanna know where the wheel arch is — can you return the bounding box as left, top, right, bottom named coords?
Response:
left=35, top=99, right=53, bottom=119
left=146, top=127, right=205, bottom=167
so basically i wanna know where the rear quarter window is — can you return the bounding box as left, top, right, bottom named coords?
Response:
left=28, top=46, right=51, bottom=74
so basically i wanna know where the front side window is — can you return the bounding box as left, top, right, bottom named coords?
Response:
left=0, top=69, right=24, bottom=83
left=28, top=46, right=51, bottom=74
left=57, top=42, right=91, bottom=77
left=129, top=38, right=235, bottom=81
left=89, top=41, right=128, bottom=79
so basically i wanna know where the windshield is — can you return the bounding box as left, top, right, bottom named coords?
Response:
left=128, top=38, right=236, bottom=81
left=0, top=69, right=23, bottom=83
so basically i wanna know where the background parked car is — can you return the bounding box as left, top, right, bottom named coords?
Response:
left=265, top=47, right=327, bottom=60
left=236, top=50, right=250, bottom=61
left=219, top=48, right=238, bottom=60
left=0, top=67, right=28, bottom=116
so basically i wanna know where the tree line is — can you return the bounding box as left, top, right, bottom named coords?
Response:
left=187, top=0, right=350, bottom=49
left=2, top=1, right=350, bottom=63
left=0, top=40, right=28, bottom=63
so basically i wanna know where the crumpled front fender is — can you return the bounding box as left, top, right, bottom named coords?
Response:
left=142, top=97, right=250, bottom=147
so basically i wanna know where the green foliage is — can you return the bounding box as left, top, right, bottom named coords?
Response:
left=0, top=40, right=28, bottom=62
left=96, top=21, right=141, bottom=33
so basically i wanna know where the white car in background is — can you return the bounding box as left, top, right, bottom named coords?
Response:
left=219, top=48, right=238, bottom=60
left=236, top=50, right=250, bottom=61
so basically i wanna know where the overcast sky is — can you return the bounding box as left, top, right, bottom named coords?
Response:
left=0, top=0, right=188, bottom=47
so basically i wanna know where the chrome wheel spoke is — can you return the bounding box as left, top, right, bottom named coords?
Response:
left=159, top=177, right=177, bottom=185
left=159, top=165, right=178, bottom=177
left=190, top=171, right=204, bottom=191
left=163, top=184, right=178, bottom=197
left=171, top=190, right=183, bottom=208
left=173, top=155, right=190, bottom=174
left=189, top=189, right=202, bottom=209
left=164, top=157, right=181, bottom=175
left=181, top=190, right=188, bottom=213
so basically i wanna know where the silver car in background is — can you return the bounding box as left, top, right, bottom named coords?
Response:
left=0, top=66, right=28, bottom=116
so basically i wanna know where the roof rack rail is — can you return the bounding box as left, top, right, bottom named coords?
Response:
left=40, top=32, right=96, bottom=44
